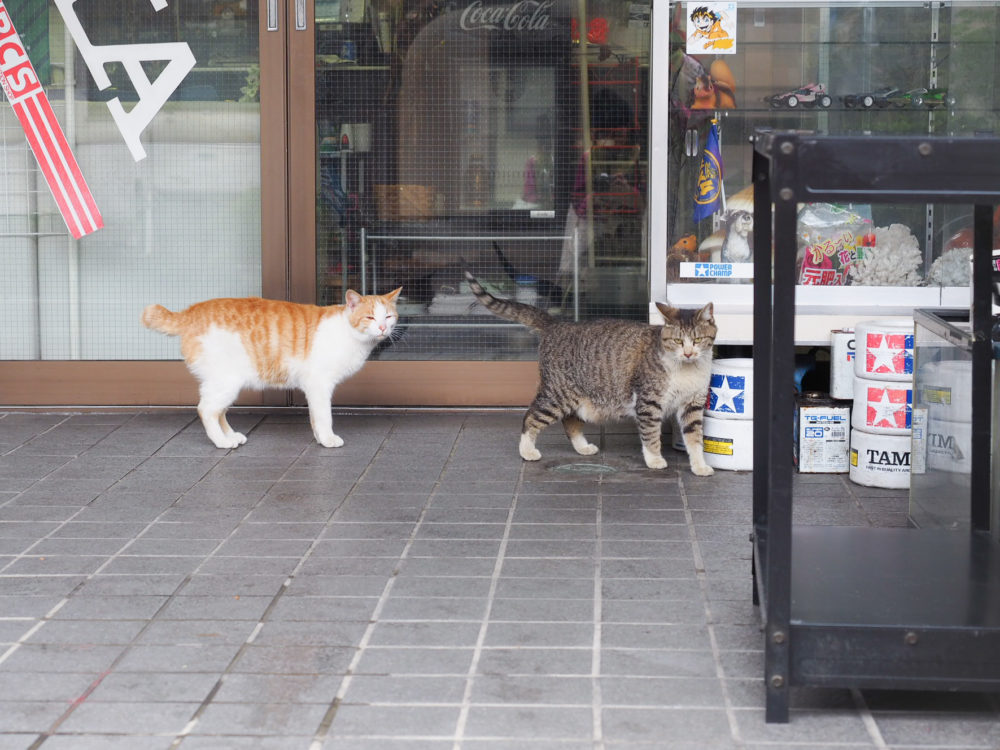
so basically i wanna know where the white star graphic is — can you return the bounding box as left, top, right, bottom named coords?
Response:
left=867, top=334, right=902, bottom=374
left=869, top=388, right=903, bottom=428
left=695, top=265, right=707, bottom=277
left=712, top=376, right=745, bottom=413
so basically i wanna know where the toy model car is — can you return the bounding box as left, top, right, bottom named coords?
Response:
left=908, top=87, right=950, bottom=108
left=842, top=86, right=901, bottom=109
left=767, top=83, right=832, bottom=109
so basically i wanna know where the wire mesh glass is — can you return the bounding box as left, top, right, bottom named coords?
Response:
left=315, top=0, right=652, bottom=361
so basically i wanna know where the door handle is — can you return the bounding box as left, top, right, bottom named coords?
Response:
left=295, top=0, right=307, bottom=30
left=267, top=0, right=278, bottom=30
left=686, top=128, right=699, bottom=158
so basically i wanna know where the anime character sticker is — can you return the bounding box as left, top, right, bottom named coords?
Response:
left=687, top=3, right=736, bottom=54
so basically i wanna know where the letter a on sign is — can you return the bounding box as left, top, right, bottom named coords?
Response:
left=0, top=0, right=103, bottom=238
left=54, top=0, right=196, bottom=161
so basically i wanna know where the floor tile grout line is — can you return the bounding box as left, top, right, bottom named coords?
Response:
left=679, top=472, right=745, bottom=748
left=592, top=481, right=604, bottom=750
left=308, top=421, right=469, bottom=750
left=167, top=423, right=399, bottom=749
left=0, top=423, right=223, bottom=669
left=1, top=415, right=218, bottom=576
left=0, top=599, right=68, bottom=668
left=23, top=572, right=203, bottom=750
left=851, top=688, right=890, bottom=749
left=1, top=415, right=74, bottom=458
left=18, top=421, right=254, bottom=749
left=451, top=458, right=523, bottom=750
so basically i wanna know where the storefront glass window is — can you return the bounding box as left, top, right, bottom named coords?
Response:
left=315, top=0, right=652, bottom=361
left=0, top=0, right=261, bottom=360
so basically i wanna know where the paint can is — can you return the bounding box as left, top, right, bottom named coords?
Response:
left=829, top=328, right=855, bottom=400
left=853, top=319, right=914, bottom=382
left=851, top=376, right=913, bottom=436
left=849, top=428, right=911, bottom=489
left=705, top=358, right=753, bottom=420
left=702, top=414, right=754, bottom=471
left=795, top=392, right=850, bottom=473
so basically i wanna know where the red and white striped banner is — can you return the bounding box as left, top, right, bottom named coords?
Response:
left=0, top=0, right=102, bottom=239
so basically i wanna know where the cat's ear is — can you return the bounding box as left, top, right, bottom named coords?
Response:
left=654, top=302, right=678, bottom=321
left=698, top=302, right=715, bottom=324
left=385, top=287, right=403, bottom=302
left=345, top=290, right=362, bottom=309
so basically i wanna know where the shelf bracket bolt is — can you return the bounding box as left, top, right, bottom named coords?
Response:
left=772, top=630, right=786, bottom=645
left=779, top=187, right=794, bottom=201
left=917, top=142, right=932, bottom=157
left=769, top=674, right=785, bottom=689
left=904, top=631, right=919, bottom=645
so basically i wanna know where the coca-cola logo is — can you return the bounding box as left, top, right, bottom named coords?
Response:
left=460, top=0, right=553, bottom=32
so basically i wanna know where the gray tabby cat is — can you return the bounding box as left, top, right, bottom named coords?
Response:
left=465, top=272, right=716, bottom=475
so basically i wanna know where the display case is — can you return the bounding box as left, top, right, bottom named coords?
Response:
left=751, top=131, right=1000, bottom=724
left=650, top=1, right=1000, bottom=343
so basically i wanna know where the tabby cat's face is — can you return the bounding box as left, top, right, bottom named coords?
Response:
left=657, top=302, right=716, bottom=362
left=345, top=287, right=402, bottom=340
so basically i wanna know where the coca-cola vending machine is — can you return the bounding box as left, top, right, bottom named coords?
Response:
left=393, top=0, right=575, bottom=224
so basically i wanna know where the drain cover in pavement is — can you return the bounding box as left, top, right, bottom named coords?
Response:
left=552, top=462, right=617, bottom=474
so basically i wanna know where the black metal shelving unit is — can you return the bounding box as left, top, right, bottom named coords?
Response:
left=751, top=132, right=1000, bottom=723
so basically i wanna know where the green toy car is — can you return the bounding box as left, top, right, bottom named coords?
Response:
left=885, top=87, right=950, bottom=109
left=909, top=87, right=950, bottom=108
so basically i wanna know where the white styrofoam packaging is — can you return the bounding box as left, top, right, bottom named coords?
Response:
left=968, top=252, right=1000, bottom=317
left=853, top=319, right=914, bottom=382
left=849, top=428, right=911, bottom=489
left=795, top=394, right=850, bottom=473
left=702, top=414, right=753, bottom=471
left=829, top=329, right=856, bottom=400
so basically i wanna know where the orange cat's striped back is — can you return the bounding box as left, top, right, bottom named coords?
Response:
left=140, top=289, right=401, bottom=449
left=144, top=297, right=337, bottom=383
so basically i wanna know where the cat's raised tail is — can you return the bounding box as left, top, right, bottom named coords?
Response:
left=464, top=271, right=552, bottom=332
left=141, top=304, right=185, bottom=335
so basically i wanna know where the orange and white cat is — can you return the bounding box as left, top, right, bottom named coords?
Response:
left=141, top=289, right=401, bottom=449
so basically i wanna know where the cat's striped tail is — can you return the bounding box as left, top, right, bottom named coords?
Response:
left=141, top=304, right=184, bottom=335
left=464, top=271, right=552, bottom=332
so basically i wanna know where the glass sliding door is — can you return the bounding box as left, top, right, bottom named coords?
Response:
left=304, top=0, right=653, bottom=405
left=0, top=0, right=271, bottom=404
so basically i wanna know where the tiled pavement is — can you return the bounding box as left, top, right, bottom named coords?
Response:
left=0, top=409, right=998, bottom=750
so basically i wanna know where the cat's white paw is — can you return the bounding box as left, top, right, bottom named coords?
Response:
left=210, top=435, right=243, bottom=449
left=644, top=455, right=668, bottom=470
left=519, top=433, right=541, bottom=461
left=691, top=463, right=715, bottom=476
left=230, top=432, right=247, bottom=446
left=574, top=443, right=599, bottom=456
left=315, top=432, right=344, bottom=448
left=316, top=433, right=345, bottom=448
